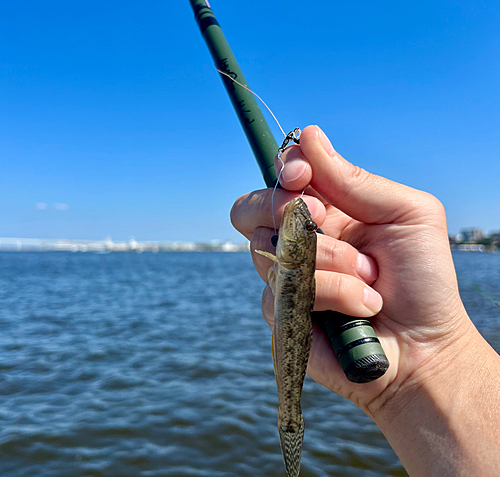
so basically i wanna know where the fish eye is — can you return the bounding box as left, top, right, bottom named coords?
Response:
left=271, top=235, right=278, bottom=247
left=305, top=220, right=317, bottom=232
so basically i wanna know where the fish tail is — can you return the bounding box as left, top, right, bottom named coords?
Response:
left=278, top=416, right=305, bottom=477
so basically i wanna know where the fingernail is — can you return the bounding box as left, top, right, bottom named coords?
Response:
left=281, top=158, right=307, bottom=183
left=363, top=287, right=383, bottom=314
left=357, top=253, right=378, bottom=282
left=318, top=127, right=335, bottom=155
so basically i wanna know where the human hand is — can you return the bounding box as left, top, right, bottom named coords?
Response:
left=231, top=125, right=500, bottom=474
left=231, top=125, right=475, bottom=416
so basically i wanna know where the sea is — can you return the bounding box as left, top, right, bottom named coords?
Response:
left=0, top=251, right=499, bottom=477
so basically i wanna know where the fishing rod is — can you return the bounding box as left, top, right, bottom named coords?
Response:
left=189, top=0, right=388, bottom=383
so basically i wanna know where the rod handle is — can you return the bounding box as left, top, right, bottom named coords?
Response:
left=314, top=310, right=389, bottom=383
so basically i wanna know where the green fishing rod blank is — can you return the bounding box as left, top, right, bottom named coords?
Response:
left=190, top=0, right=389, bottom=383
left=190, top=0, right=278, bottom=187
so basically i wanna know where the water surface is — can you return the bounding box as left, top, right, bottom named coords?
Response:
left=0, top=251, right=498, bottom=476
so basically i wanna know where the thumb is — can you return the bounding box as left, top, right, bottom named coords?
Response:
left=299, top=125, right=439, bottom=225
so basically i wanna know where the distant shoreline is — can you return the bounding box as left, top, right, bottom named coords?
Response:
left=1, top=237, right=497, bottom=254
left=0, top=237, right=250, bottom=253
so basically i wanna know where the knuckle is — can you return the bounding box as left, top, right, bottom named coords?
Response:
left=350, top=164, right=369, bottom=182
left=334, top=273, right=349, bottom=296
left=323, top=237, right=340, bottom=262
left=229, top=193, right=249, bottom=230
left=319, top=237, right=342, bottom=268
left=340, top=164, right=372, bottom=198
left=413, top=191, right=447, bottom=223
left=349, top=164, right=371, bottom=186
left=323, top=272, right=342, bottom=303
left=424, top=192, right=446, bottom=216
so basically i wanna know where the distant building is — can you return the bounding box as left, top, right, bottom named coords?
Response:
left=459, top=228, right=484, bottom=243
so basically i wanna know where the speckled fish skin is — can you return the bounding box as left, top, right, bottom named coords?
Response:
left=256, top=197, right=317, bottom=477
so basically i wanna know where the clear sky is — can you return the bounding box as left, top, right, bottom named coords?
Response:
left=1, top=1, right=499, bottom=242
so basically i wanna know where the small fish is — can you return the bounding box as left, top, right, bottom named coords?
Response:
left=256, top=197, right=317, bottom=477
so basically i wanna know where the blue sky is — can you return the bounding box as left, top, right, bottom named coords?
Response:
left=1, top=1, right=498, bottom=242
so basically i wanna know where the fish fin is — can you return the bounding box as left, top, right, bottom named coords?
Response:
left=278, top=416, right=305, bottom=477
left=267, top=265, right=277, bottom=295
left=254, top=249, right=279, bottom=262
left=255, top=250, right=292, bottom=269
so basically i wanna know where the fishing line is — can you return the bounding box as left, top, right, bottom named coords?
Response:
left=273, top=128, right=301, bottom=237
left=217, top=69, right=301, bottom=241
left=272, top=151, right=286, bottom=236
left=217, top=69, right=287, bottom=138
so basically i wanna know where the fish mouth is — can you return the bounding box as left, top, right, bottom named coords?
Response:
left=282, top=198, right=315, bottom=234
left=285, top=197, right=312, bottom=222
left=287, top=197, right=308, bottom=213
left=278, top=198, right=317, bottom=262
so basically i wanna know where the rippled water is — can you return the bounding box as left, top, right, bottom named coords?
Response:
left=0, top=251, right=498, bottom=476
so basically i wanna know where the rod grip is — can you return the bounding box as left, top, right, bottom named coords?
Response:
left=314, top=310, right=389, bottom=383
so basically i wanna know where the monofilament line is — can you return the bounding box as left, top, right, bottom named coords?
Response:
left=217, top=68, right=291, bottom=238
left=217, top=69, right=287, bottom=138
left=272, top=151, right=286, bottom=236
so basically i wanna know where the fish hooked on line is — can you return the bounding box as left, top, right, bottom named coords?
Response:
left=256, top=197, right=317, bottom=477
left=218, top=68, right=316, bottom=475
